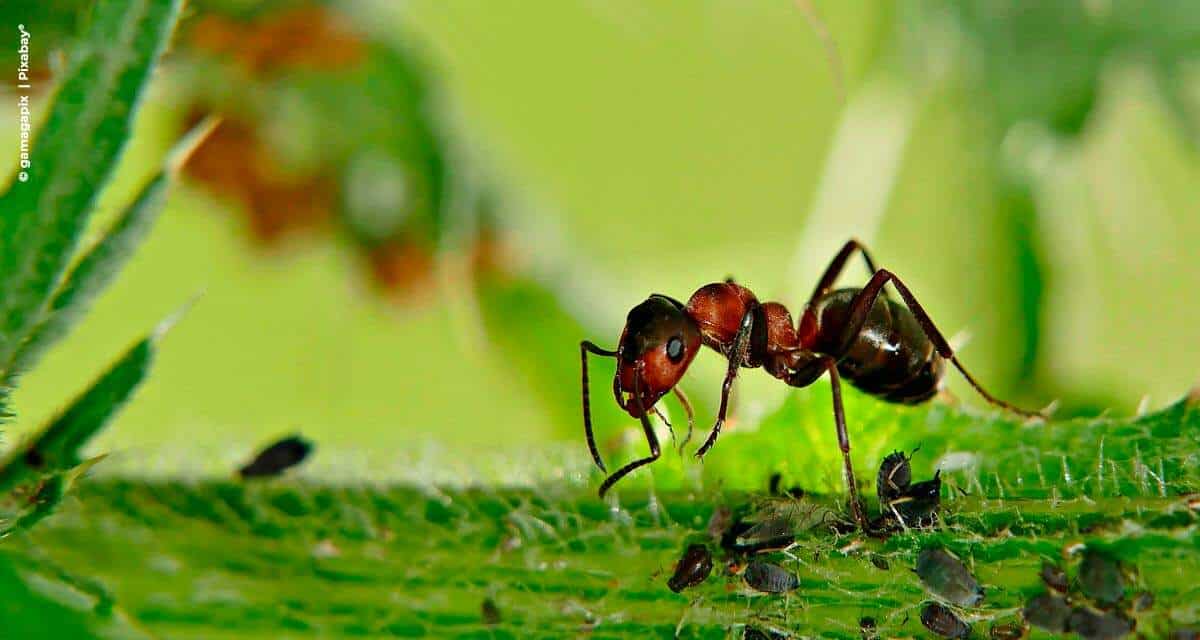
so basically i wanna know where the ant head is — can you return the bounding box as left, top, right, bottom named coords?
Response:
left=615, top=294, right=701, bottom=417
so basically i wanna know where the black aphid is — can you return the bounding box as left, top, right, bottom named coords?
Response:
left=989, top=622, right=1026, bottom=639
left=743, top=626, right=786, bottom=640
left=1040, top=561, right=1069, bottom=593
left=889, top=470, right=941, bottom=526
left=481, top=598, right=501, bottom=625
left=915, top=547, right=984, bottom=607
left=877, top=450, right=913, bottom=503
left=1068, top=607, right=1133, bottom=640
left=920, top=602, right=970, bottom=639
left=743, top=560, right=799, bottom=593
left=239, top=435, right=313, bottom=478
left=870, top=554, right=889, bottom=571
left=1078, top=549, right=1125, bottom=607
left=668, top=543, right=713, bottom=593
left=859, top=616, right=878, bottom=640
left=1024, top=592, right=1071, bottom=633
left=722, top=518, right=794, bottom=555
left=768, top=472, right=805, bottom=498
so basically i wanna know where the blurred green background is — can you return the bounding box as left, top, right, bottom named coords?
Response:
left=2, top=0, right=1198, bottom=485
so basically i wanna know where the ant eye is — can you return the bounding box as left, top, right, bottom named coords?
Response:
left=666, top=336, right=685, bottom=362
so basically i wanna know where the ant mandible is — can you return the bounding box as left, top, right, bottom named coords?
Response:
left=580, top=239, right=1041, bottom=530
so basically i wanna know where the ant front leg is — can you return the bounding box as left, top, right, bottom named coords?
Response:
left=581, top=340, right=618, bottom=472
left=598, top=363, right=661, bottom=497
left=840, top=270, right=1043, bottom=418
left=695, top=303, right=758, bottom=459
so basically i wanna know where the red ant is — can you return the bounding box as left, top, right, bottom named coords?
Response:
left=581, top=239, right=1041, bottom=529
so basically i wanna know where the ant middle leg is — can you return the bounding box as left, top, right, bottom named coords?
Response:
left=598, top=363, right=662, bottom=497
left=784, top=354, right=869, bottom=530
left=839, top=270, right=1043, bottom=418
left=821, top=356, right=869, bottom=530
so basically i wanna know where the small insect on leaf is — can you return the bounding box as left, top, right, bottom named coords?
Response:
left=877, top=450, right=913, bottom=503
left=921, top=602, right=970, bottom=639
left=1078, top=549, right=1126, bottom=607
left=743, top=625, right=787, bottom=640
left=480, top=598, right=501, bottom=625
left=860, top=616, right=878, bottom=640
left=1131, top=591, right=1154, bottom=611
left=989, top=622, right=1027, bottom=639
left=1024, top=592, right=1071, bottom=633
left=1067, top=607, right=1134, bottom=640
left=915, top=548, right=984, bottom=607
left=667, top=544, right=713, bottom=593
left=743, top=560, right=799, bottom=593
left=1040, top=561, right=1069, bottom=593
left=239, top=435, right=313, bottom=478
left=889, top=471, right=941, bottom=527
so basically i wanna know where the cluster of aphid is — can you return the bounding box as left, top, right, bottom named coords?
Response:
left=912, top=548, right=984, bottom=639
left=1022, top=548, right=1176, bottom=640
left=662, top=452, right=950, bottom=638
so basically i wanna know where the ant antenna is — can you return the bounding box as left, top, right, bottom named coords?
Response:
left=793, top=0, right=846, bottom=105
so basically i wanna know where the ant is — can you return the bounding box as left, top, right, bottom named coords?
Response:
left=580, top=239, right=1041, bottom=530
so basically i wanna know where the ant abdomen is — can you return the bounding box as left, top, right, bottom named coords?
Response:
left=808, top=287, right=945, bottom=403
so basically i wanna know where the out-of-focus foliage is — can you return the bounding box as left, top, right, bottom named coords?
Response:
left=172, top=1, right=458, bottom=301
left=0, top=0, right=184, bottom=538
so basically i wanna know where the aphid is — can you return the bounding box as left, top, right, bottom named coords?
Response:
left=1024, top=592, right=1071, bottom=633
left=1068, top=607, right=1134, bottom=640
left=1078, top=549, right=1125, bottom=607
left=989, top=622, right=1027, bottom=639
left=480, top=598, right=501, bottom=625
left=768, top=472, right=805, bottom=498
left=668, top=544, right=713, bottom=593
left=735, top=515, right=798, bottom=553
left=743, top=626, right=787, bottom=640
left=921, top=602, right=970, bottom=639
left=1039, top=561, right=1069, bottom=593
left=743, top=560, right=799, bottom=593
left=877, top=449, right=913, bottom=503
left=722, top=518, right=794, bottom=556
left=915, top=548, right=984, bottom=607
left=581, top=239, right=1040, bottom=529
left=888, top=471, right=941, bottom=527
left=1131, top=591, right=1154, bottom=611
left=859, top=616, right=878, bottom=640
left=870, top=554, right=889, bottom=571
left=238, top=435, right=313, bottom=478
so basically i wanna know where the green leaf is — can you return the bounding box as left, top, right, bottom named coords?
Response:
left=1, top=478, right=1197, bottom=637
left=0, top=0, right=182, bottom=373
left=5, top=119, right=216, bottom=383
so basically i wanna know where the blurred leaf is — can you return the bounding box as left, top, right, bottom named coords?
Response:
left=0, top=0, right=182, bottom=379
left=8, top=120, right=213, bottom=379
left=0, top=332, right=156, bottom=493
left=0, top=551, right=101, bottom=639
